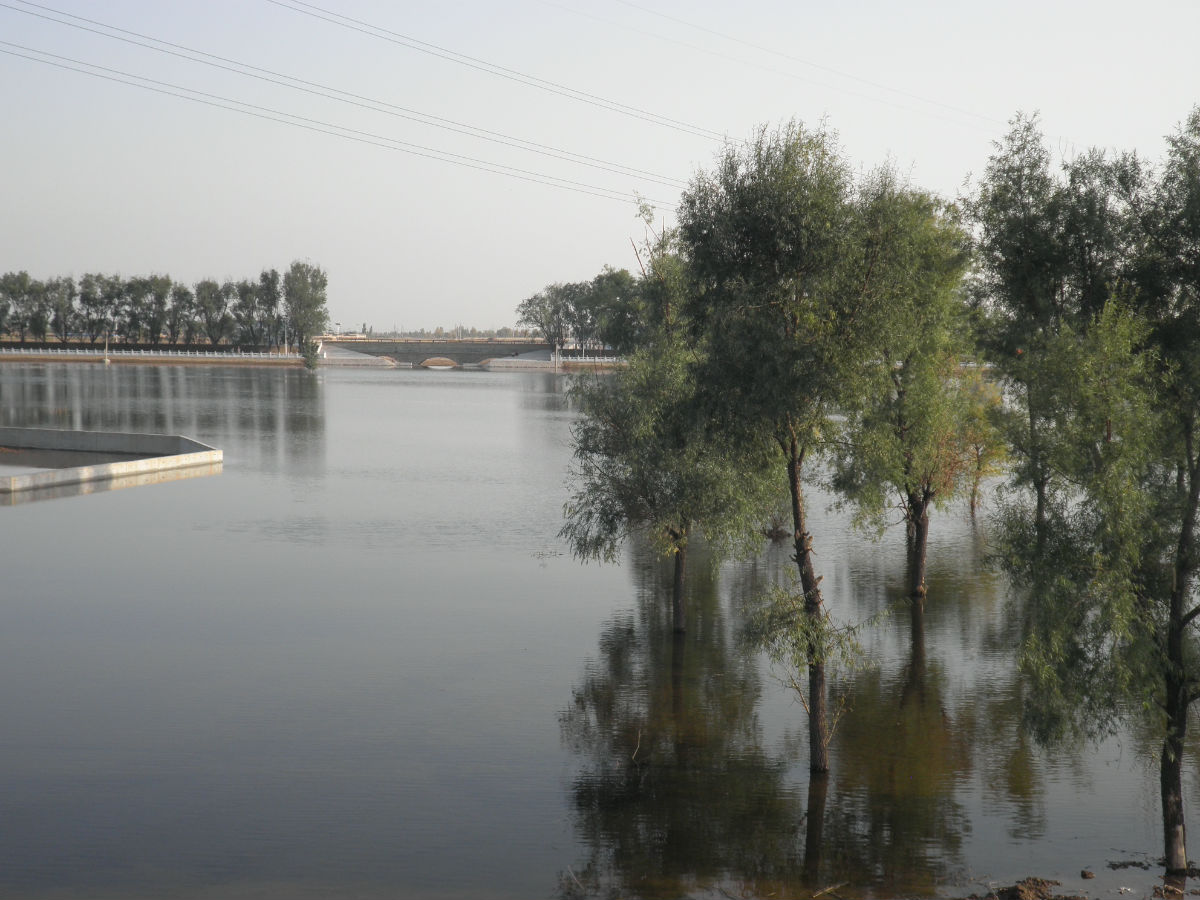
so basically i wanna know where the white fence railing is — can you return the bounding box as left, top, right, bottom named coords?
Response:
left=0, top=347, right=299, bottom=359
left=558, top=355, right=622, bottom=363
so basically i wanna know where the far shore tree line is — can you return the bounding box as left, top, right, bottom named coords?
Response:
left=533, top=108, right=1200, bottom=877
left=0, top=261, right=329, bottom=361
left=516, top=267, right=640, bottom=355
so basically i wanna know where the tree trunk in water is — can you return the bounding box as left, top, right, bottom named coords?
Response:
left=969, top=459, right=982, bottom=518
left=1163, top=573, right=1194, bottom=872
left=907, top=500, right=930, bottom=600
left=910, top=595, right=926, bottom=676
left=900, top=596, right=927, bottom=712
left=1162, top=727, right=1188, bottom=875
left=671, top=545, right=687, bottom=634
left=671, top=629, right=685, bottom=726
left=671, top=630, right=686, bottom=768
left=1163, top=447, right=1200, bottom=874
left=803, top=771, right=829, bottom=885
left=786, top=441, right=828, bottom=773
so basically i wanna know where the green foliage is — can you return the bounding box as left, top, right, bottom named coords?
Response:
left=992, top=309, right=1164, bottom=742
left=830, top=181, right=977, bottom=536
left=194, top=279, right=231, bottom=345
left=517, top=268, right=643, bottom=355
left=257, top=268, right=282, bottom=348
left=960, top=368, right=1009, bottom=514
left=680, top=121, right=860, bottom=447
left=232, top=279, right=261, bottom=347
left=561, top=341, right=775, bottom=565
left=2, top=263, right=305, bottom=350
left=144, top=275, right=172, bottom=347
left=300, top=339, right=321, bottom=370
left=746, top=579, right=886, bottom=673
left=47, top=276, right=76, bottom=343
left=0, top=271, right=34, bottom=341
left=283, top=260, right=330, bottom=349
left=166, top=282, right=194, bottom=346
left=974, top=110, right=1200, bottom=873
left=588, top=266, right=641, bottom=354
left=516, top=284, right=570, bottom=349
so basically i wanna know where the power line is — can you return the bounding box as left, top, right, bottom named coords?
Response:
left=264, top=0, right=727, bottom=143
left=602, top=0, right=1006, bottom=129
left=2, top=0, right=689, bottom=190
left=0, top=42, right=679, bottom=211
left=537, top=0, right=999, bottom=137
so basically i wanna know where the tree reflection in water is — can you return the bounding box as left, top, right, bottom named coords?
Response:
left=559, top=538, right=807, bottom=898
left=560, top=527, right=1058, bottom=898
left=827, top=592, right=973, bottom=895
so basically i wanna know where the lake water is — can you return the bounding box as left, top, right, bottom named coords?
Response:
left=0, top=363, right=1183, bottom=899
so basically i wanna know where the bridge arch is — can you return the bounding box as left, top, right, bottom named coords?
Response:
left=321, top=337, right=549, bottom=367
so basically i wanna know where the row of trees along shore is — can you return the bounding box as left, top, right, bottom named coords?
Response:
left=544, top=108, right=1200, bottom=876
left=0, top=260, right=329, bottom=359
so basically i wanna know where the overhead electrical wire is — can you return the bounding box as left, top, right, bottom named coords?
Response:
left=263, top=0, right=727, bottom=143
left=603, top=0, right=1006, bottom=129
left=539, top=0, right=1002, bottom=134
left=0, top=41, right=679, bottom=211
left=2, top=0, right=689, bottom=190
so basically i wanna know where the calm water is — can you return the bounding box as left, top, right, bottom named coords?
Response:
left=0, top=363, right=1182, bottom=899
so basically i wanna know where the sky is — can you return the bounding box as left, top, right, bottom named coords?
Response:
left=2, top=0, right=1198, bottom=331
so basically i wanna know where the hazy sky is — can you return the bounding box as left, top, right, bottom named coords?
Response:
left=2, top=0, right=1198, bottom=330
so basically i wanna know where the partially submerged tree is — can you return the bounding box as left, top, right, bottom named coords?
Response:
left=562, top=345, right=773, bottom=633
left=1111, top=108, right=1200, bottom=875
left=679, top=123, right=924, bottom=771
left=981, top=107, right=1200, bottom=876
left=959, top=367, right=1007, bottom=517
left=832, top=182, right=978, bottom=600
left=678, top=122, right=852, bottom=771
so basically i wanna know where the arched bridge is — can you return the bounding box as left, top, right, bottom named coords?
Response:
left=320, top=337, right=550, bottom=367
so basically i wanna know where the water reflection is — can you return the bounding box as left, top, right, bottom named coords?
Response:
left=562, top=513, right=1085, bottom=897
left=0, top=460, right=223, bottom=506
left=561, top=539, right=807, bottom=898
left=828, top=597, right=972, bottom=894
left=0, top=363, right=326, bottom=476
left=823, top=529, right=1053, bottom=893
left=0, top=364, right=1170, bottom=897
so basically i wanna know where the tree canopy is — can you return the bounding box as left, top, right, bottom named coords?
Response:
left=0, top=262, right=327, bottom=353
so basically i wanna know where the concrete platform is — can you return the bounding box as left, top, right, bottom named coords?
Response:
left=0, top=427, right=222, bottom=502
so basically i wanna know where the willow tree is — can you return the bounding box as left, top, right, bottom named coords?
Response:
left=831, top=183, right=979, bottom=600
left=561, top=227, right=773, bottom=633
left=1112, top=108, right=1200, bottom=875
left=983, top=108, right=1200, bottom=876
left=971, top=113, right=1129, bottom=549
left=678, top=123, right=914, bottom=771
